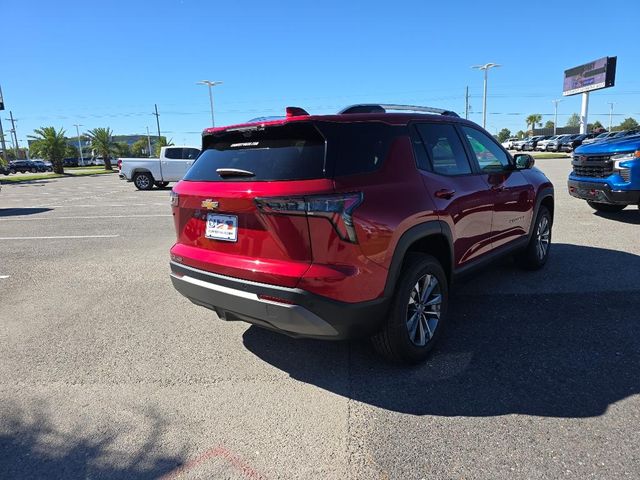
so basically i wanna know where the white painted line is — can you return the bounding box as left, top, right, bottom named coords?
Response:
left=0, top=235, right=120, bottom=240
left=0, top=275, right=9, bottom=279
left=0, top=214, right=172, bottom=221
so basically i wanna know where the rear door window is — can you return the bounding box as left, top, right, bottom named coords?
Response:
left=164, top=148, right=183, bottom=159
left=183, top=122, right=326, bottom=182
left=414, top=123, right=472, bottom=175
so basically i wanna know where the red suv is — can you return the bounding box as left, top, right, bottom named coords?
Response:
left=169, top=104, right=554, bottom=363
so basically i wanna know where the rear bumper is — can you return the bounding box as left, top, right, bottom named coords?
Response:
left=568, top=179, right=640, bottom=205
left=169, top=261, right=389, bottom=340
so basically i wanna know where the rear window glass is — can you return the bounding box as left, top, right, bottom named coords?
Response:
left=318, top=122, right=395, bottom=177
left=184, top=123, right=326, bottom=182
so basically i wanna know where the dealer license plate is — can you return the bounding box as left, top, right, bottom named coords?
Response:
left=205, top=213, right=238, bottom=242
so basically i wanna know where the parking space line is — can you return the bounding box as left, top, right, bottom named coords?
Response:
left=0, top=214, right=172, bottom=221
left=0, top=235, right=120, bottom=240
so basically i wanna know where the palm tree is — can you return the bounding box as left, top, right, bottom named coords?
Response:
left=526, top=114, right=542, bottom=134
left=28, top=127, right=68, bottom=174
left=86, top=127, right=117, bottom=170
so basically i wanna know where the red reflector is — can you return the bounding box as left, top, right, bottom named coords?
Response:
left=286, top=106, right=310, bottom=117
left=258, top=294, right=296, bottom=305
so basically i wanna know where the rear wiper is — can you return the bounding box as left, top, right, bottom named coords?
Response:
left=216, top=168, right=255, bottom=178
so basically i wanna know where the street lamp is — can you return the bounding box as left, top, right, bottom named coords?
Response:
left=196, top=80, right=223, bottom=127
left=73, top=124, right=84, bottom=165
left=471, top=63, right=501, bottom=129
left=552, top=99, right=562, bottom=135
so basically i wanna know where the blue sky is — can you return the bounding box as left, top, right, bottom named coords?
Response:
left=2, top=0, right=639, bottom=148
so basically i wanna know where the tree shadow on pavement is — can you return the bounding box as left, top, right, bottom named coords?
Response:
left=242, top=243, right=640, bottom=418
left=0, top=403, right=184, bottom=479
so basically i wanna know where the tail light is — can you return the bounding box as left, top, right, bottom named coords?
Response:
left=255, top=192, right=363, bottom=243
left=117, top=159, right=122, bottom=171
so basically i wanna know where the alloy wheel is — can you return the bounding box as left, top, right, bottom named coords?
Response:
left=536, top=215, right=550, bottom=260
left=406, top=274, right=442, bottom=347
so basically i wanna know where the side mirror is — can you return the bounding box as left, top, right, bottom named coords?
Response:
left=513, top=153, right=535, bottom=170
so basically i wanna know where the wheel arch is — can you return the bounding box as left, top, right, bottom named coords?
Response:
left=383, top=221, right=454, bottom=298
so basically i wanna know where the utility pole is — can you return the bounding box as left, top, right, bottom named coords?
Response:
left=73, top=124, right=84, bottom=165
left=608, top=102, right=615, bottom=132
left=146, top=126, right=152, bottom=157
left=0, top=85, right=6, bottom=162
left=153, top=104, right=162, bottom=145
left=196, top=80, right=223, bottom=127
left=7, top=111, right=19, bottom=158
left=552, top=99, right=561, bottom=135
left=465, top=86, right=469, bottom=120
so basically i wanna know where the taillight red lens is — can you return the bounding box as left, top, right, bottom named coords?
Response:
left=117, top=159, right=122, bottom=170
left=255, top=192, right=363, bottom=243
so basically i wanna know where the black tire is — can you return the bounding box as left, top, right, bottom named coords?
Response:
left=133, top=172, right=154, bottom=190
left=517, top=205, right=552, bottom=270
left=586, top=201, right=626, bottom=213
left=372, top=254, right=448, bottom=364
left=30, top=168, right=37, bottom=173
left=154, top=181, right=169, bottom=188
left=9, top=169, right=15, bottom=175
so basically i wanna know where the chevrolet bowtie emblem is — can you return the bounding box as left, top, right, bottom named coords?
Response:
left=201, top=199, right=219, bottom=210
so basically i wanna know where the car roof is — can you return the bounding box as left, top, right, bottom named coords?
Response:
left=202, top=104, right=471, bottom=136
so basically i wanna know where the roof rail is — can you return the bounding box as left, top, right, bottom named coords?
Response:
left=339, top=104, right=459, bottom=117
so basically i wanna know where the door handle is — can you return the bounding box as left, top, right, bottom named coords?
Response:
left=435, top=189, right=456, bottom=199
left=490, top=185, right=504, bottom=192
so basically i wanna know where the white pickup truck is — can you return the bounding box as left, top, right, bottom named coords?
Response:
left=118, top=146, right=201, bottom=190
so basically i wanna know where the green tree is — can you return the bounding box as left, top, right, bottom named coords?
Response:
left=516, top=130, right=525, bottom=139
left=66, top=144, right=79, bottom=158
left=115, top=142, right=132, bottom=158
left=28, top=127, right=68, bottom=174
left=86, top=127, right=117, bottom=170
left=544, top=120, right=555, bottom=129
left=526, top=114, right=542, bottom=133
left=497, top=128, right=511, bottom=143
left=131, top=138, right=149, bottom=157
left=566, top=113, right=581, bottom=128
left=590, top=120, right=604, bottom=132
left=618, top=117, right=638, bottom=131
left=153, top=136, right=172, bottom=157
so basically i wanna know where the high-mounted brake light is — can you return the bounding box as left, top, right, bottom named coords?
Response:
left=286, top=106, right=310, bottom=118
left=255, top=192, right=363, bottom=243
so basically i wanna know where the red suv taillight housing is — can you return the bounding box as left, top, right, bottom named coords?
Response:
left=117, top=159, right=122, bottom=171
left=255, top=192, right=363, bottom=243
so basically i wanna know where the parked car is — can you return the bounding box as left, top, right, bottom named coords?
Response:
left=169, top=103, right=554, bottom=363
left=582, top=131, right=616, bottom=145
left=8, top=160, right=37, bottom=173
left=546, top=134, right=572, bottom=152
left=119, top=146, right=200, bottom=190
left=561, top=133, right=598, bottom=152
left=569, top=133, right=640, bottom=212
left=512, top=137, right=531, bottom=151
left=32, top=160, right=53, bottom=172
left=523, top=135, right=549, bottom=151
left=557, top=134, right=583, bottom=152
left=501, top=137, right=520, bottom=149
left=537, top=135, right=559, bottom=151
left=63, top=158, right=79, bottom=167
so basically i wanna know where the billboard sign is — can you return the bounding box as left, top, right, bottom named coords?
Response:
left=563, top=57, right=617, bottom=96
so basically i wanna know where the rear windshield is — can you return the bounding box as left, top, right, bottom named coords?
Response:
left=183, top=123, right=326, bottom=182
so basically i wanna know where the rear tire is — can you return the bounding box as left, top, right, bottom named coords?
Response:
left=587, top=201, right=626, bottom=213
left=372, top=254, right=448, bottom=364
left=517, top=205, right=552, bottom=270
left=134, top=172, right=154, bottom=190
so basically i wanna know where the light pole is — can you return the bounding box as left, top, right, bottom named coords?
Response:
left=146, top=126, right=152, bottom=157
left=196, top=80, right=223, bottom=127
left=608, top=102, right=615, bottom=132
left=73, top=124, right=84, bottom=165
left=552, top=99, right=562, bottom=135
left=471, top=63, right=500, bottom=129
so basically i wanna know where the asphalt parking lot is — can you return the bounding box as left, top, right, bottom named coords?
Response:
left=1, top=161, right=639, bottom=479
